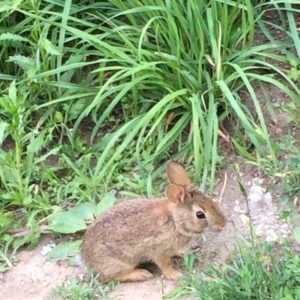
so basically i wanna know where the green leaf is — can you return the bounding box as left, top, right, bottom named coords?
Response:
left=0, top=32, right=30, bottom=43
left=0, top=264, right=9, bottom=273
left=8, top=81, right=16, bottom=103
left=294, top=227, right=300, bottom=244
left=49, top=211, right=87, bottom=233
left=41, top=38, right=60, bottom=55
left=70, top=202, right=95, bottom=221
left=7, top=55, right=35, bottom=71
left=0, top=0, right=22, bottom=12
left=35, top=146, right=61, bottom=165
left=67, top=99, right=88, bottom=120
left=285, top=2, right=300, bottom=58
left=48, top=202, right=97, bottom=234
left=0, top=212, right=12, bottom=228
left=283, top=294, right=293, bottom=300
left=95, top=192, right=117, bottom=216
left=12, top=226, right=40, bottom=251
left=54, top=111, right=63, bottom=123
left=289, top=67, right=300, bottom=81
left=231, top=138, right=256, bottom=161
left=0, top=121, right=8, bottom=146
left=48, top=240, right=82, bottom=262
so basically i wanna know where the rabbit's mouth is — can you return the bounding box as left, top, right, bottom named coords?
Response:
left=211, top=223, right=226, bottom=231
left=179, top=221, right=206, bottom=236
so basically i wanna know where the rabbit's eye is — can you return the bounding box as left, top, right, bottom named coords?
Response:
left=196, top=211, right=205, bottom=219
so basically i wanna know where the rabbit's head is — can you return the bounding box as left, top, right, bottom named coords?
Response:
left=166, top=161, right=226, bottom=235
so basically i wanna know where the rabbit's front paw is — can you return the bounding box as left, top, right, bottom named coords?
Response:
left=163, top=268, right=183, bottom=280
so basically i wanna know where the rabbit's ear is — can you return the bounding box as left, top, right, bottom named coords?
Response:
left=166, top=184, right=185, bottom=203
left=166, top=161, right=192, bottom=188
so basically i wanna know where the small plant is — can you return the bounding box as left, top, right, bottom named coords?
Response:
left=182, top=253, right=202, bottom=274
left=170, top=240, right=300, bottom=300
left=269, top=135, right=300, bottom=201
left=281, top=153, right=300, bottom=198
left=0, top=234, right=14, bottom=272
left=54, top=271, right=114, bottom=300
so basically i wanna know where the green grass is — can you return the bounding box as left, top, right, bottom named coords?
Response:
left=54, top=271, right=114, bottom=300
left=273, top=137, right=300, bottom=200
left=170, top=240, right=300, bottom=300
left=0, top=0, right=299, bottom=272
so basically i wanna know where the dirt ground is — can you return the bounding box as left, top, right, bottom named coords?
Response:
left=0, top=164, right=294, bottom=300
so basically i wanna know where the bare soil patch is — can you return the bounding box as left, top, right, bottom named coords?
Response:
left=0, top=238, right=82, bottom=300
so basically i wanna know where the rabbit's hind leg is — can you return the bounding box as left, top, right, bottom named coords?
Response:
left=112, top=268, right=153, bottom=282
left=98, top=258, right=153, bottom=283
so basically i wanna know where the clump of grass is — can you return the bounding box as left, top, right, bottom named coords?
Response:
left=54, top=272, right=114, bottom=300
left=170, top=240, right=300, bottom=300
left=280, top=152, right=300, bottom=199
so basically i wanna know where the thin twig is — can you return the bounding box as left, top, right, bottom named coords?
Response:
left=7, top=225, right=49, bottom=237
left=219, top=171, right=228, bottom=205
left=218, top=128, right=230, bottom=143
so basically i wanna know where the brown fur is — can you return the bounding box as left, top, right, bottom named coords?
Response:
left=81, top=161, right=226, bottom=282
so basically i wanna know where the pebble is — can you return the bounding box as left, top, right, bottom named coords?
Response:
left=41, top=243, right=56, bottom=256
left=255, top=224, right=264, bottom=236
left=265, top=230, right=278, bottom=242
left=233, top=206, right=240, bottom=213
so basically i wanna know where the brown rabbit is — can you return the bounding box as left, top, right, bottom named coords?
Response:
left=81, top=161, right=226, bottom=282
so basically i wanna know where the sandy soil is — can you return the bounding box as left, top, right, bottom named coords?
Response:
left=0, top=238, right=82, bottom=300
left=0, top=165, right=294, bottom=300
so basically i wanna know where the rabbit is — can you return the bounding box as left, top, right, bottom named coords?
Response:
left=80, top=161, right=226, bottom=282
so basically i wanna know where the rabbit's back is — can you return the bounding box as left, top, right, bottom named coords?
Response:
left=81, top=198, right=176, bottom=267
